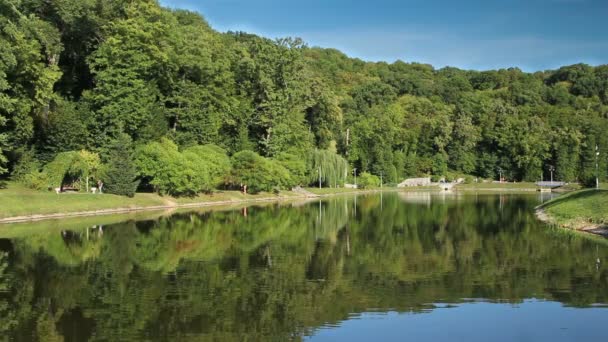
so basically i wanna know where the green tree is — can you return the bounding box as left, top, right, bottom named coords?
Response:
left=103, top=134, right=139, bottom=197
left=182, top=144, right=231, bottom=191
left=229, top=150, right=293, bottom=193
left=84, top=0, right=170, bottom=146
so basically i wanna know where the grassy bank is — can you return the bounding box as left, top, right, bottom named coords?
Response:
left=0, top=182, right=302, bottom=221
left=1, top=182, right=411, bottom=222
left=537, top=189, right=608, bottom=232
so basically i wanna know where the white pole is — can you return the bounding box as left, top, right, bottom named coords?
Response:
left=597, top=145, right=600, bottom=189
left=318, top=167, right=322, bottom=189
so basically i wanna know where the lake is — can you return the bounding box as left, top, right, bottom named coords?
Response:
left=0, top=192, right=607, bottom=341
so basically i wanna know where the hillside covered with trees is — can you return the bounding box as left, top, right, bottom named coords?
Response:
left=1, top=0, right=607, bottom=195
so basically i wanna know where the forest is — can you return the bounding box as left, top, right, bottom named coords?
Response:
left=1, top=0, right=608, bottom=196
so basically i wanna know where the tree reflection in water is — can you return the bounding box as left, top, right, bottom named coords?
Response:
left=0, top=193, right=607, bottom=341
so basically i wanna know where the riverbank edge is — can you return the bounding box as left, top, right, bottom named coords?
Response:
left=0, top=188, right=400, bottom=224
left=535, top=208, right=608, bottom=238
left=457, top=188, right=538, bottom=192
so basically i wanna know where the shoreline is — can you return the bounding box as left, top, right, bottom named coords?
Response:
left=0, top=188, right=399, bottom=224
left=535, top=208, right=608, bottom=238
left=0, top=187, right=548, bottom=224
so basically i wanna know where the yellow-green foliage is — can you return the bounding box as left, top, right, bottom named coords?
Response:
left=357, top=172, right=380, bottom=189
left=309, top=149, right=348, bottom=187
left=230, top=150, right=294, bottom=193
left=136, top=139, right=231, bottom=196
left=41, top=150, right=101, bottom=190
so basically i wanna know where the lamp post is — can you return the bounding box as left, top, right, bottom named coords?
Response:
left=380, top=171, right=383, bottom=189
left=498, top=167, right=503, bottom=183
left=548, top=165, right=555, bottom=184
left=353, top=168, right=357, bottom=189
left=596, top=145, right=600, bottom=190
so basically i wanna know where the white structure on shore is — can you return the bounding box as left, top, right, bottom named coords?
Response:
left=398, top=177, right=431, bottom=187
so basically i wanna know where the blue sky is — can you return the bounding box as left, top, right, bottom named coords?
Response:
left=159, top=0, right=608, bottom=71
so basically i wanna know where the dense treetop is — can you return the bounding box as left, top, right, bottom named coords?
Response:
left=1, top=0, right=607, bottom=189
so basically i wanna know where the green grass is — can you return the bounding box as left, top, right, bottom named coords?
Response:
left=539, top=189, right=608, bottom=229
left=456, top=182, right=539, bottom=191
left=0, top=182, right=301, bottom=220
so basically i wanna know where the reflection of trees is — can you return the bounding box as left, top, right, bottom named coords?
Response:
left=1, top=194, right=608, bottom=340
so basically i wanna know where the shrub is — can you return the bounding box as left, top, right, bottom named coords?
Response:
left=12, top=149, right=40, bottom=182
left=275, top=152, right=307, bottom=186
left=230, top=150, right=293, bottom=193
left=22, top=170, right=49, bottom=190
left=135, top=139, right=231, bottom=196
left=358, top=172, right=380, bottom=189
left=183, top=144, right=231, bottom=189
left=136, top=139, right=200, bottom=196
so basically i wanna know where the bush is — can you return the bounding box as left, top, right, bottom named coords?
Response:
left=22, top=170, right=50, bottom=190
left=12, top=149, right=40, bottom=182
left=357, top=172, right=380, bottom=189
left=275, top=153, right=307, bottom=186
left=230, top=150, right=294, bottom=193
left=135, top=139, right=232, bottom=196
left=183, top=144, right=231, bottom=189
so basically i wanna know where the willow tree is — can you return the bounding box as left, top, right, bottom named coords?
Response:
left=309, top=149, right=349, bottom=188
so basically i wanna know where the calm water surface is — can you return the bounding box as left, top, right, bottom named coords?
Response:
left=0, top=192, right=607, bottom=341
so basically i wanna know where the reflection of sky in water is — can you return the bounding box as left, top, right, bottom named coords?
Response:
left=308, top=300, right=606, bottom=342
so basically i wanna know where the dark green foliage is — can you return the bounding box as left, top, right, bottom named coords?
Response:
left=0, top=0, right=607, bottom=189
left=11, top=148, right=39, bottom=182
left=103, top=134, right=139, bottom=197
